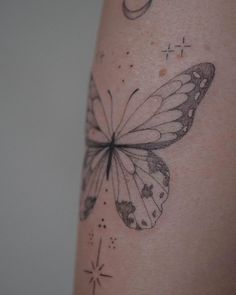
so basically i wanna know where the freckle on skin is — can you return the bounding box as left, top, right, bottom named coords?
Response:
left=204, top=44, right=211, bottom=51
left=159, top=68, right=167, bottom=77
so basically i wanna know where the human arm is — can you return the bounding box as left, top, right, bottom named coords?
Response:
left=74, top=1, right=236, bottom=294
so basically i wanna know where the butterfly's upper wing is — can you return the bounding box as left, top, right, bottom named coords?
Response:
left=116, top=63, right=215, bottom=149
left=79, top=77, right=109, bottom=220
left=112, top=63, right=215, bottom=230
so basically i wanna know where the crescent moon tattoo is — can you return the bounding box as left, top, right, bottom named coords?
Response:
left=122, top=0, right=153, bottom=20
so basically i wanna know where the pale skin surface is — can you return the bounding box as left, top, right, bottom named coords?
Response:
left=74, top=1, right=236, bottom=294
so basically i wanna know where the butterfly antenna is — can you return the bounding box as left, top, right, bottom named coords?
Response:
left=128, top=88, right=139, bottom=101
left=107, top=89, right=113, bottom=101
left=114, top=88, right=140, bottom=135
left=107, top=89, right=113, bottom=132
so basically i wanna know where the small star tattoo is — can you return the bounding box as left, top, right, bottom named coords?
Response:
left=175, top=37, right=191, bottom=57
left=84, top=238, right=112, bottom=295
left=161, top=43, right=175, bottom=60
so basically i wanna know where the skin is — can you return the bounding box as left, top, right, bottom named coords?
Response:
left=74, top=1, right=236, bottom=294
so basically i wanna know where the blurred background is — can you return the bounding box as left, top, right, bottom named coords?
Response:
left=0, top=1, right=103, bottom=294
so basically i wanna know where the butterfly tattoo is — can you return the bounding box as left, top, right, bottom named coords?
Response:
left=80, top=63, right=215, bottom=230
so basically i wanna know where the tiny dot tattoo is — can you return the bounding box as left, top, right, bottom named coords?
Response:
left=108, top=237, right=118, bottom=250
left=98, top=218, right=107, bottom=229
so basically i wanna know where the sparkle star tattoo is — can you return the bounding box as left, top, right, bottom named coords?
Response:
left=175, top=37, right=191, bottom=57
left=84, top=238, right=112, bottom=295
left=161, top=43, right=175, bottom=60
left=80, top=63, right=215, bottom=230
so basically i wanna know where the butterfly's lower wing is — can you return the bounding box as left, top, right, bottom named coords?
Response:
left=112, top=149, right=169, bottom=230
left=79, top=146, right=107, bottom=220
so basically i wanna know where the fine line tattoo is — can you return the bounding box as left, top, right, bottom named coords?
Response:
left=80, top=63, right=215, bottom=230
left=84, top=238, right=113, bottom=295
left=175, top=37, right=191, bottom=57
left=161, top=43, right=175, bottom=60
left=162, top=37, right=192, bottom=60
left=122, top=0, right=153, bottom=20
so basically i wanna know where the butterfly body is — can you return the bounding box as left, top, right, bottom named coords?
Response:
left=106, top=132, right=116, bottom=180
left=80, top=63, right=215, bottom=230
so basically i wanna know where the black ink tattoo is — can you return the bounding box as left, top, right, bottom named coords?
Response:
left=96, top=50, right=105, bottom=62
left=83, top=197, right=97, bottom=220
left=80, top=63, right=215, bottom=230
left=88, top=231, right=94, bottom=246
left=98, top=218, right=107, bottom=229
left=108, top=237, right=117, bottom=250
left=162, top=38, right=191, bottom=60
left=175, top=37, right=191, bottom=57
left=122, top=0, right=153, bottom=20
left=116, top=200, right=136, bottom=228
left=161, top=43, right=175, bottom=60
left=84, top=238, right=112, bottom=295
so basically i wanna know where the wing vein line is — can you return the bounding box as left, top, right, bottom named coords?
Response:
left=133, top=173, right=153, bottom=225
left=96, top=92, right=112, bottom=139
left=116, top=95, right=152, bottom=138
left=135, top=164, right=168, bottom=194
left=115, top=151, right=139, bottom=226
left=112, top=154, right=120, bottom=203
left=135, top=172, right=162, bottom=212
left=122, top=149, right=147, bottom=160
left=94, top=152, right=107, bottom=193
